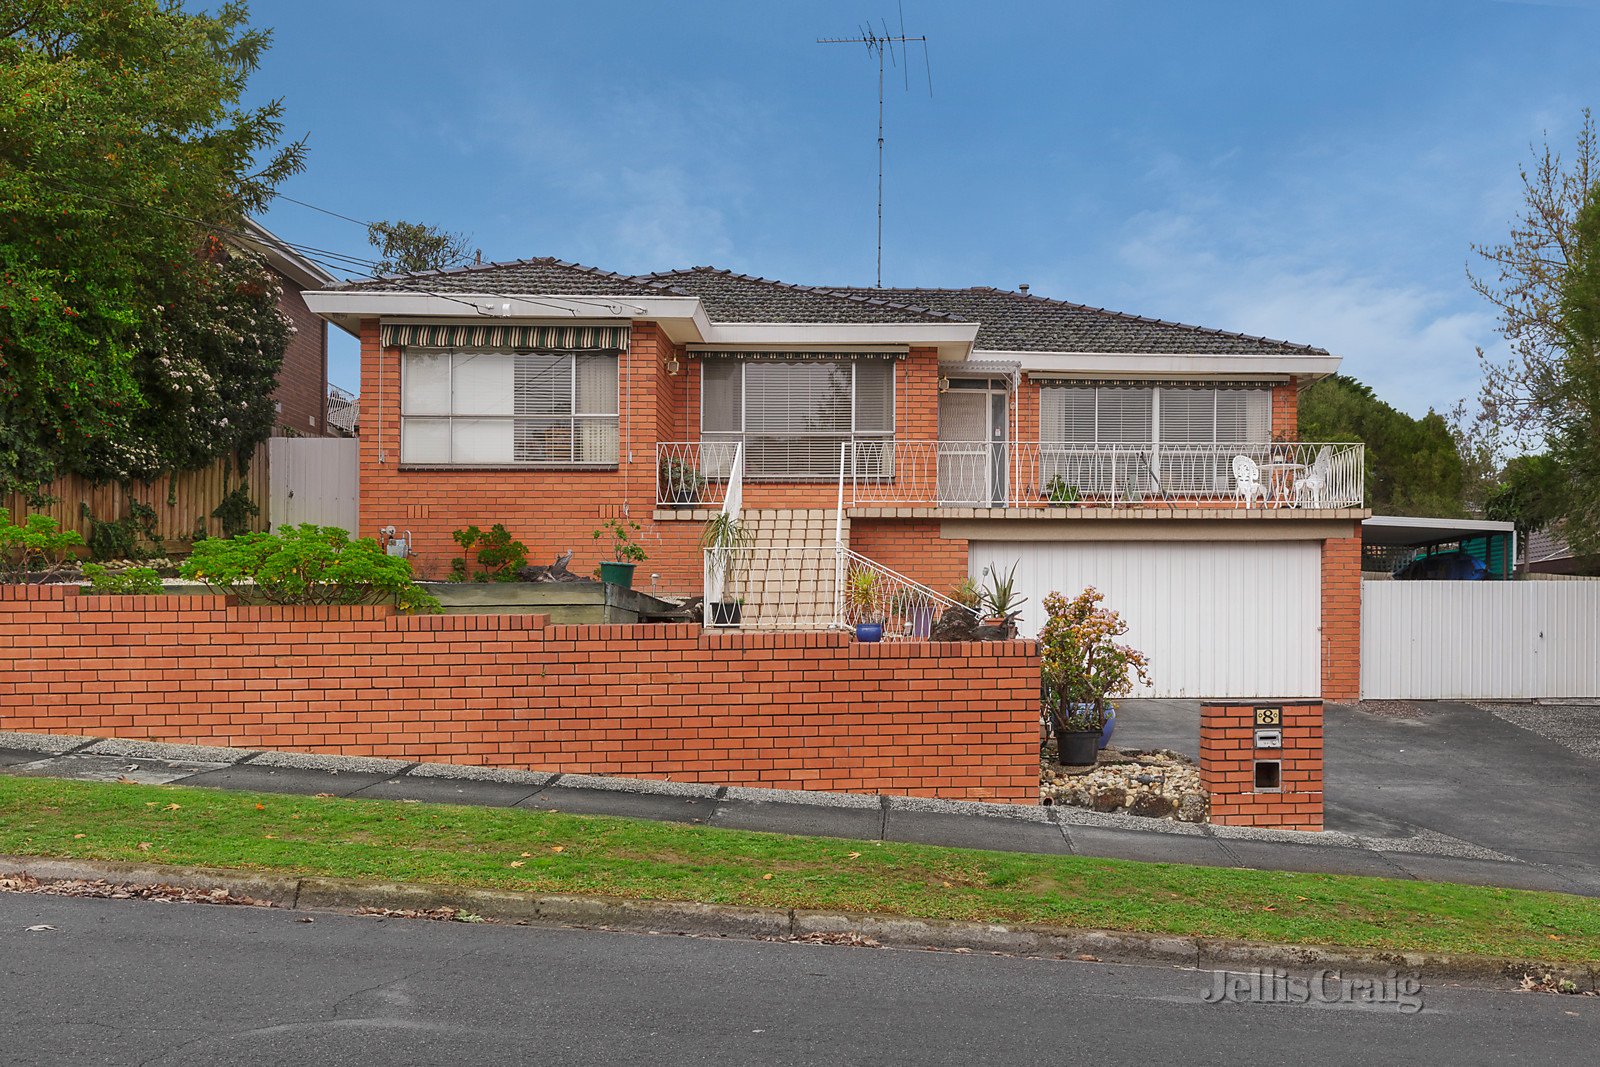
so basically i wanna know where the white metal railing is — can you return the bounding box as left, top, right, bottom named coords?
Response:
left=657, top=441, right=741, bottom=507
left=837, top=548, right=962, bottom=639
left=842, top=440, right=1365, bottom=509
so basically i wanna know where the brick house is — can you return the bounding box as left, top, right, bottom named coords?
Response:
left=241, top=219, right=340, bottom=437
left=304, top=259, right=1368, bottom=701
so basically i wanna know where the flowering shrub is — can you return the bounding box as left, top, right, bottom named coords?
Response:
left=180, top=524, right=442, bottom=614
left=1038, top=587, right=1150, bottom=733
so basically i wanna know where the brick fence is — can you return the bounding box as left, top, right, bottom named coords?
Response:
left=1199, top=700, right=1323, bottom=830
left=0, top=586, right=1040, bottom=802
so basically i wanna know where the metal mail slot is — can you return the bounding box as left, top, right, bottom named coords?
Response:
left=1254, top=728, right=1283, bottom=749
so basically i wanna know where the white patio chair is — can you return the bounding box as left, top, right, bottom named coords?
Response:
left=1294, top=447, right=1333, bottom=508
left=1232, top=454, right=1266, bottom=508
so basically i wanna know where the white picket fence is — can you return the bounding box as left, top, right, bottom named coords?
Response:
left=1361, top=580, right=1600, bottom=699
left=267, top=437, right=359, bottom=534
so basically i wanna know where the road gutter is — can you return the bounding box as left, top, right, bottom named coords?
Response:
left=3, top=853, right=1593, bottom=991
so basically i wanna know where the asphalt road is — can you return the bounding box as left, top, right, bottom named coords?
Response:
left=1, top=895, right=1593, bottom=1066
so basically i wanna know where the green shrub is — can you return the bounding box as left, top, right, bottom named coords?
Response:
left=180, top=524, right=442, bottom=613
left=450, top=523, right=528, bottom=582
left=81, top=500, right=161, bottom=561
left=0, top=508, right=85, bottom=584
left=211, top=485, right=260, bottom=539
left=81, top=563, right=164, bottom=595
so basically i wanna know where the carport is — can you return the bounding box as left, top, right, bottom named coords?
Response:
left=1361, top=516, right=1517, bottom=579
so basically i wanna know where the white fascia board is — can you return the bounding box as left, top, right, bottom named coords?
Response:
left=697, top=321, right=978, bottom=358
left=301, top=290, right=709, bottom=342
left=240, top=219, right=339, bottom=289
left=960, top=349, right=1342, bottom=379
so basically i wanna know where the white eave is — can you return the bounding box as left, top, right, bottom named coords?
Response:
left=240, top=219, right=338, bottom=290
left=302, top=289, right=980, bottom=354
left=959, top=349, right=1342, bottom=380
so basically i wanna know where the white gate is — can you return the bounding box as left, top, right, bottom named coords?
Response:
left=969, top=540, right=1322, bottom=698
left=1361, top=580, right=1600, bottom=699
left=268, top=437, right=359, bottom=534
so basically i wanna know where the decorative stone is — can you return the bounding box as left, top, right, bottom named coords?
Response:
left=1040, top=745, right=1209, bottom=822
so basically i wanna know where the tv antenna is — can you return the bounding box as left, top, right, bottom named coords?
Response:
left=818, top=3, right=932, bottom=288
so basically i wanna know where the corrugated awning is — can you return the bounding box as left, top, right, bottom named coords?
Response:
left=690, top=350, right=906, bottom=361
left=380, top=322, right=631, bottom=351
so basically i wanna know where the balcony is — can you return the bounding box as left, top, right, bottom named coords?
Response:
left=657, top=440, right=1366, bottom=511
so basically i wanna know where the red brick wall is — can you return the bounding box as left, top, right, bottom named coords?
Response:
left=849, top=519, right=969, bottom=597
left=358, top=319, right=688, bottom=585
left=1200, top=701, right=1323, bottom=830
left=1320, top=527, right=1361, bottom=702
left=271, top=269, right=329, bottom=436
left=1272, top=377, right=1299, bottom=440
left=0, top=587, right=1040, bottom=802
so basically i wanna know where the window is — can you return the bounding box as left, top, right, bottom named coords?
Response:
left=401, top=351, right=618, bottom=466
left=1038, top=383, right=1271, bottom=495
left=700, top=358, right=895, bottom=479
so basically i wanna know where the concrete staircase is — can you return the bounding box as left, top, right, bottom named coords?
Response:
left=725, top=509, right=848, bottom=630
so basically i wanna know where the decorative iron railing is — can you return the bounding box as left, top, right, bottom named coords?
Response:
left=841, top=440, right=1365, bottom=509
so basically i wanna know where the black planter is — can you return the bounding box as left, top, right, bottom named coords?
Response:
left=669, top=488, right=702, bottom=508
left=710, top=601, right=742, bottom=626
left=1056, top=729, right=1100, bottom=767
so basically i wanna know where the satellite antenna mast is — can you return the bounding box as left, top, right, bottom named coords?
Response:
left=818, top=3, right=932, bottom=287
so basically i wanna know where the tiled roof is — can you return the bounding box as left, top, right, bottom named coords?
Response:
left=827, top=285, right=1329, bottom=355
left=334, top=257, right=686, bottom=298
left=635, top=267, right=957, bottom=324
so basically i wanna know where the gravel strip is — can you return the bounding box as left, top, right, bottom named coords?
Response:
left=0, top=732, right=96, bottom=756
left=82, top=739, right=256, bottom=764
left=1207, top=823, right=1361, bottom=847
left=553, top=774, right=721, bottom=799
left=1050, top=805, right=1208, bottom=835
left=406, top=763, right=556, bottom=786
left=885, top=794, right=1054, bottom=823
left=722, top=786, right=881, bottom=809
left=1358, top=828, right=1518, bottom=862
left=249, top=751, right=413, bottom=775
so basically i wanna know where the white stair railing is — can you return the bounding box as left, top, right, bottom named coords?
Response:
left=836, top=548, right=963, bottom=639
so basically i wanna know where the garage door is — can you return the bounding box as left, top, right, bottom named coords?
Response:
left=969, top=540, right=1321, bottom=698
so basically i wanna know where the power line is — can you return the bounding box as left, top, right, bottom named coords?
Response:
left=270, top=192, right=374, bottom=228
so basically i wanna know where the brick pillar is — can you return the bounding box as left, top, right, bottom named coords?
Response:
left=1321, top=527, right=1362, bottom=701
left=1271, top=376, right=1299, bottom=439
left=1200, top=701, right=1323, bottom=830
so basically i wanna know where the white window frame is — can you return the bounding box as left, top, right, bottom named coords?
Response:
left=400, top=350, right=620, bottom=468
left=699, top=358, right=897, bottom=480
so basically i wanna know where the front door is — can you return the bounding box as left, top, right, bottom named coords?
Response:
left=938, top=382, right=1008, bottom=505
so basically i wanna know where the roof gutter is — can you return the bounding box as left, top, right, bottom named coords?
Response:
left=966, top=349, right=1342, bottom=379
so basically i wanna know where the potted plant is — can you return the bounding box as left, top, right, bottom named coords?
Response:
left=977, top=561, right=1027, bottom=636
left=1043, top=475, right=1080, bottom=508
left=593, top=519, right=647, bottom=587
left=700, top=512, right=751, bottom=624
left=889, top=587, right=935, bottom=638
left=1038, top=586, right=1150, bottom=767
left=659, top=456, right=706, bottom=507
left=846, top=568, right=884, bottom=642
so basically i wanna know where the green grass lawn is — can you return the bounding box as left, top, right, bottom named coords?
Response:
left=1, top=774, right=1596, bottom=963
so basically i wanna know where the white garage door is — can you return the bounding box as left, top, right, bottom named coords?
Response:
left=969, top=540, right=1321, bottom=699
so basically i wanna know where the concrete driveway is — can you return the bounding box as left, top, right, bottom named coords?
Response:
left=1112, top=698, right=1600, bottom=872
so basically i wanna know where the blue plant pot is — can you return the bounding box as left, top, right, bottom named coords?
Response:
left=1098, top=705, right=1117, bottom=750
left=855, top=622, right=883, bottom=643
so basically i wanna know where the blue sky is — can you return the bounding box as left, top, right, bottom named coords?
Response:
left=247, top=0, right=1600, bottom=412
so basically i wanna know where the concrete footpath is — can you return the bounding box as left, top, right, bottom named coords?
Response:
left=3, top=731, right=1598, bottom=897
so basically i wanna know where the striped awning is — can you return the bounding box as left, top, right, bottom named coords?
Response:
left=690, top=350, right=906, bottom=361
left=1027, top=375, right=1283, bottom=389
left=380, top=322, right=631, bottom=351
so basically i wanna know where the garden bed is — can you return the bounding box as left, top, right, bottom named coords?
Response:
left=1041, top=744, right=1209, bottom=822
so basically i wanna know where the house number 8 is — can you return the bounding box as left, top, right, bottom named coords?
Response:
left=1254, top=707, right=1282, bottom=727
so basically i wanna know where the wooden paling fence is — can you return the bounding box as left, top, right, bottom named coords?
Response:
left=2, top=444, right=271, bottom=553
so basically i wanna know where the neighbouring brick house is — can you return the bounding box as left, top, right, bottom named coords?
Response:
left=305, top=259, right=1369, bottom=701
left=242, top=219, right=340, bottom=437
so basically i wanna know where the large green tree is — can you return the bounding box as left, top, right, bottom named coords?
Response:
left=1545, top=184, right=1600, bottom=553
left=0, top=0, right=305, bottom=497
left=1299, top=375, right=1466, bottom=517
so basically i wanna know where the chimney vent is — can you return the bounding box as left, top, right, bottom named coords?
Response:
left=1018, top=283, right=1030, bottom=294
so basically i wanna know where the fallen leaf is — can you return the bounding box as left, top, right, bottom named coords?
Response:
left=116, top=776, right=138, bottom=784
left=143, top=802, right=158, bottom=807
left=164, top=803, right=181, bottom=811
left=1077, top=954, right=1100, bottom=962
left=314, top=793, right=335, bottom=798
left=25, top=925, right=55, bottom=932
left=255, top=804, right=266, bottom=811
left=941, top=881, right=953, bottom=888
left=846, top=852, right=862, bottom=859
left=1262, top=905, right=1276, bottom=912
left=549, top=846, right=565, bottom=853
left=290, top=814, right=301, bottom=820
left=1294, top=896, right=1308, bottom=902
left=952, top=947, right=971, bottom=954
left=509, top=861, right=525, bottom=868
left=136, top=842, right=151, bottom=852
left=519, top=852, right=532, bottom=858
left=762, top=873, right=774, bottom=881
left=297, top=917, right=314, bottom=923
left=1550, top=934, right=1565, bottom=941
left=263, top=834, right=276, bottom=840
left=72, top=833, right=85, bottom=840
